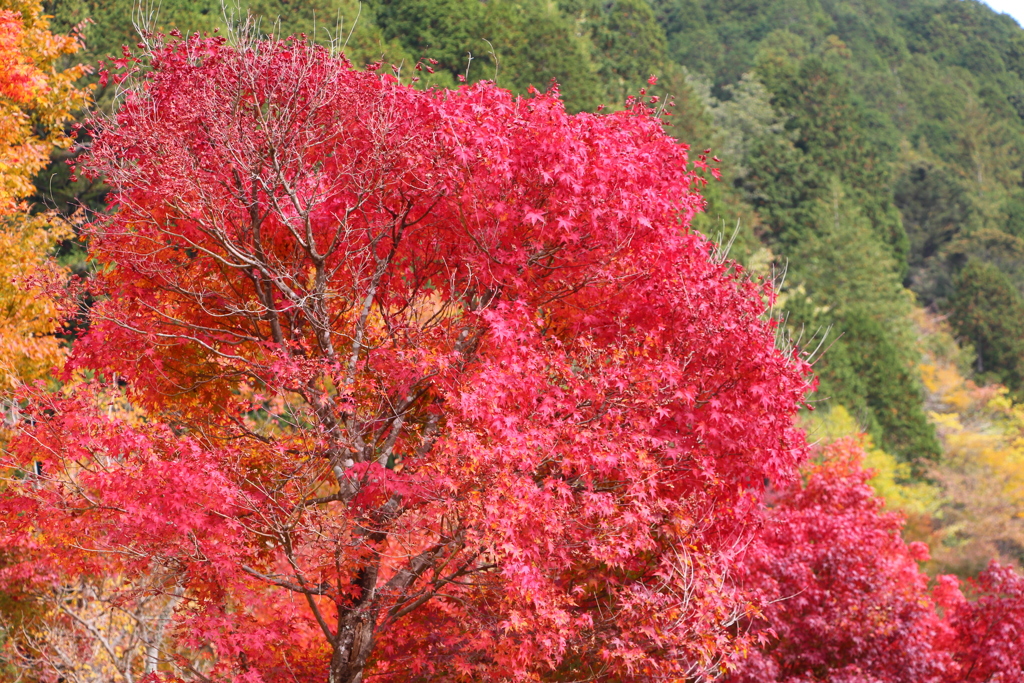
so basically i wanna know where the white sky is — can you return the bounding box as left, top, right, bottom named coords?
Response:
left=982, top=0, right=1024, bottom=26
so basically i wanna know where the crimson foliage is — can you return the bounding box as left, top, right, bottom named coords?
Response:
left=729, top=437, right=954, bottom=683
left=938, top=561, right=1024, bottom=683
left=0, top=36, right=811, bottom=682
left=729, top=436, right=1024, bottom=683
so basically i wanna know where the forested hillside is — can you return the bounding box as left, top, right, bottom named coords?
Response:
left=36, top=0, right=1024, bottom=563
left=39, top=0, right=1024, bottom=453
left=4, top=0, right=1024, bottom=679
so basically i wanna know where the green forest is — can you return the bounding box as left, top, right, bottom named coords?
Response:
left=40, top=0, right=1024, bottom=573
left=5, top=0, right=1024, bottom=679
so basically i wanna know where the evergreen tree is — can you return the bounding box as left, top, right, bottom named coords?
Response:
left=895, top=161, right=975, bottom=274
left=949, top=260, right=1024, bottom=392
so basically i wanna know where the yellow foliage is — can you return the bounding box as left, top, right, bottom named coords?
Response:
left=0, top=0, right=89, bottom=394
left=1, top=573, right=185, bottom=681
left=913, top=308, right=1024, bottom=574
left=801, top=404, right=939, bottom=517
left=802, top=403, right=861, bottom=445
left=0, top=0, right=90, bottom=210
left=0, top=212, right=69, bottom=391
left=921, top=362, right=976, bottom=414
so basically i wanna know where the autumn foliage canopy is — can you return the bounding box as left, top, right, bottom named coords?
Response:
left=1, top=35, right=814, bottom=682
left=728, top=438, right=954, bottom=683
left=4, top=31, right=1024, bottom=683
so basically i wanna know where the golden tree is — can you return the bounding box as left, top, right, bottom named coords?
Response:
left=0, top=0, right=88, bottom=393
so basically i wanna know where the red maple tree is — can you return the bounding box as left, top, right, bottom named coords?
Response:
left=723, top=434, right=1024, bottom=683
left=1, top=36, right=812, bottom=682
left=726, top=437, right=956, bottom=683
left=937, top=561, right=1024, bottom=683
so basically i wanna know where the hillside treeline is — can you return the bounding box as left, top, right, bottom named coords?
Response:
left=33, top=0, right=1024, bottom=572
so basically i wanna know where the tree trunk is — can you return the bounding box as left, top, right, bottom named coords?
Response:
left=327, top=613, right=378, bottom=683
